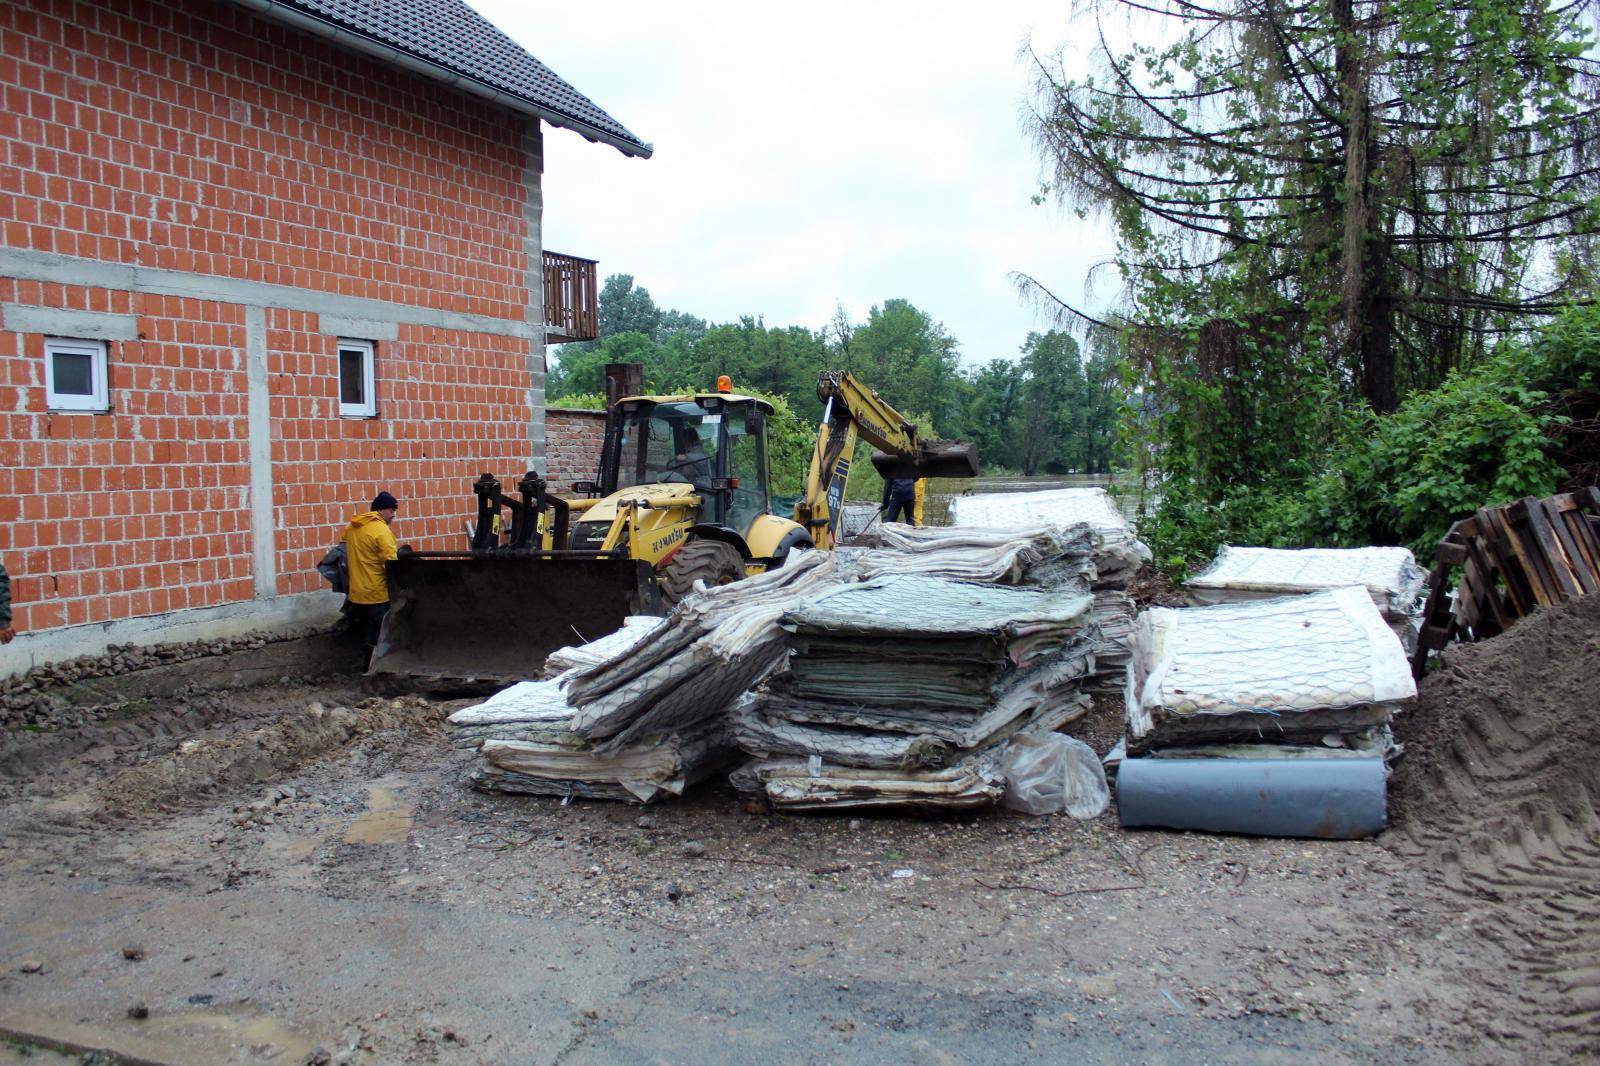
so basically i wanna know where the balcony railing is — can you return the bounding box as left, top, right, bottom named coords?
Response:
left=543, top=250, right=599, bottom=343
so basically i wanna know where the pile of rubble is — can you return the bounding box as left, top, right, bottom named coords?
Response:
left=731, top=574, right=1096, bottom=810
left=0, top=624, right=340, bottom=718
left=1113, top=586, right=1417, bottom=838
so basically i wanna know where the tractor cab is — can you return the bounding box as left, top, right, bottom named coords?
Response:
left=599, top=388, right=774, bottom=539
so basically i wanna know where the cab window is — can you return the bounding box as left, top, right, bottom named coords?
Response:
left=725, top=406, right=769, bottom=534
left=615, top=401, right=719, bottom=490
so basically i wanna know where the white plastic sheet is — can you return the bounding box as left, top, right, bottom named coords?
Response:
left=543, top=616, right=667, bottom=676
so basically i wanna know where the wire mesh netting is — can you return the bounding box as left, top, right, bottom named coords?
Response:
left=1185, top=545, right=1427, bottom=620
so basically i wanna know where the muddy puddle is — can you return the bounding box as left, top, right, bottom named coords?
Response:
left=343, top=780, right=415, bottom=845
left=0, top=1005, right=318, bottom=1065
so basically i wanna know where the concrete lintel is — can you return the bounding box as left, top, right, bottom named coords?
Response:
left=3, top=304, right=139, bottom=341
left=0, top=247, right=538, bottom=341
left=0, top=592, right=341, bottom=682
left=318, top=315, right=400, bottom=342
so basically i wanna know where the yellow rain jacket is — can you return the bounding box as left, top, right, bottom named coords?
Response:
left=342, top=511, right=398, bottom=605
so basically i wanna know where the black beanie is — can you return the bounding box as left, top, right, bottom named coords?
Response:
left=371, top=491, right=398, bottom=511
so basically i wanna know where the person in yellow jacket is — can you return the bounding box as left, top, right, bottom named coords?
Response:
left=343, top=491, right=399, bottom=663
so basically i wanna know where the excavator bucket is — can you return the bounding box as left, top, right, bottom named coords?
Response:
left=870, top=440, right=981, bottom=481
left=368, top=552, right=665, bottom=693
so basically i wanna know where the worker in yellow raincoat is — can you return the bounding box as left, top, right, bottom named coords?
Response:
left=343, top=491, right=399, bottom=664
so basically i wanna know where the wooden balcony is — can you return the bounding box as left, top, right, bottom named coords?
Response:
left=543, top=250, right=599, bottom=343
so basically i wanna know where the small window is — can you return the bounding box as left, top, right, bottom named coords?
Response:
left=337, top=339, right=376, bottom=418
left=45, top=338, right=110, bottom=412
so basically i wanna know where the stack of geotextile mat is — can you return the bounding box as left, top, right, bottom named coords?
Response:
left=1114, top=586, right=1417, bottom=838
left=542, top=616, right=667, bottom=676
left=449, top=674, right=736, bottom=803
left=947, top=488, right=1147, bottom=687
left=948, top=486, right=1149, bottom=584
left=562, top=550, right=844, bottom=749
left=449, top=551, right=844, bottom=803
left=731, top=574, right=1096, bottom=810
left=1183, top=545, right=1426, bottom=646
left=849, top=522, right=1098, bottom=586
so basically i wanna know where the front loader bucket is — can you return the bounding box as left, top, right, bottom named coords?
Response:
left=369, top=552, right=664, bottom=693
left=870, top=440, right=981, bottom=481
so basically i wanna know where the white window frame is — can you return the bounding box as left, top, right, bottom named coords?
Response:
left=44, top=337, right=110, bottom=412
left=337, top=338, right=377, bottom=418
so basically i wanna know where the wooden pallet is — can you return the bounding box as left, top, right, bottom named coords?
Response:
left=1412, top=488, right=1600, bottom=678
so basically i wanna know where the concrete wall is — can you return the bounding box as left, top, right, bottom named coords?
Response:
left=544, top=407, right=607, bottom=491
left=0, top=0, right=550, bottom=676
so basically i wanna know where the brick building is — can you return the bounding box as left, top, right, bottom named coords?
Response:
left=0, top=0, right=648, bottom=675
left=543, top=406, right=607, bottom=491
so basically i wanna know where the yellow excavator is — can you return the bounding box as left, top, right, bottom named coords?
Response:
left=369, top=366, right=979, bottom=689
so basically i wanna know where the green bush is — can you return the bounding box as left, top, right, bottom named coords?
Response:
left=1141, top=303, right=1600, bottom=572
left=548, top=392, right=607, bottom=410
left=759, top=391, right=816, bottom=499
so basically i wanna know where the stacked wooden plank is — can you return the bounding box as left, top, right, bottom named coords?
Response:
left=1412, top=489, right=1600, bottom=677
left=731, top=574, right=1096, bottom=810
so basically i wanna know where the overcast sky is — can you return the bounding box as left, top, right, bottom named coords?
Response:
left=469, top=1, right=1117, bottom=367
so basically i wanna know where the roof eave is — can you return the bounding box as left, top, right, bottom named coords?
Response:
left=229, top=0, right=653, bottom=159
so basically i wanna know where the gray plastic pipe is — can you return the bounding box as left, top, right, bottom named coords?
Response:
left=1117, top=757, right=1389, bottom=839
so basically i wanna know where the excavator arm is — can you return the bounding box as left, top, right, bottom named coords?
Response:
left=796, top=370, right=979, bottom=549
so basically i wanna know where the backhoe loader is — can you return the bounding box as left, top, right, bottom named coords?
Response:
left=369, top=367, right=978, bottom=690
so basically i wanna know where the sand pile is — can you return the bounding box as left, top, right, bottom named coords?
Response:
left=1389, top=593, right=1600, bottom=1045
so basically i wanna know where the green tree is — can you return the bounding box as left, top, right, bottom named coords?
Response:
left=1023, top=0, right=1600, bottom=549
left=550, top=274, right=709, bottom=399
left=693, top=318, right=829, bottom=417
left=1080, top=326, right=1126, bottom=475
left=658, top=308, right=710, bottom=349
left=1028, top=0, right=1599, bottom=411
left=958, top=359, right=1027, bottom=471
left=1017, top=331, right=1083, bottom=475
left=547, top=331, right=657, bottom=398
left=848, top=300, right=963, bottom=428
left=1203, top=301, right=1600, bottom=559
left=597, top=274, right=662, bottom=340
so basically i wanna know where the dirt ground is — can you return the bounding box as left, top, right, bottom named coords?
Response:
left=0, top=612, right=1594, bottom=1065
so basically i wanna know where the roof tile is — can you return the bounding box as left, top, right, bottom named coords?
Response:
left=255, top=0, right=649, bottom=156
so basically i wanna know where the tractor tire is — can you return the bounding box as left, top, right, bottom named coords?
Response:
left=659, top=538, right=745, bottom=604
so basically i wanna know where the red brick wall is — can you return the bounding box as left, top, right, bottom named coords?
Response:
left=269, top=310, right=534, bottom=597
left=545, top=408, right=607, bottom=492
left=0, top=280, right=256, bottom=631
left=0, top=0, right=546, bottom=638
left=0, top=0, right=530, bottom=316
